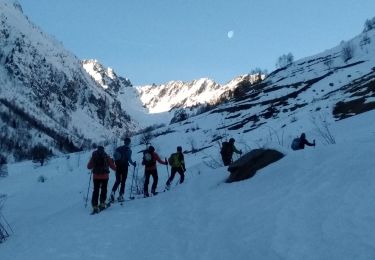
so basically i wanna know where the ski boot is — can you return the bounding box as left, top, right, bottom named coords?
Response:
left=118, top=195, right=124, bottom=203
left=109, top=192, right=115, bottom=203
left=91, top=206, right=100, bottom=214
left=98, top=202, right=106, bottom=211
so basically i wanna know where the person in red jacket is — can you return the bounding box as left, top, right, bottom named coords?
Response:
left=87, top=146, right=116, bottom=213
left=142, top=145, right=167, bottom=197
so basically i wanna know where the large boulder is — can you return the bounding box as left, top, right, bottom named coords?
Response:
left=227, top=149, right=284, bottom=183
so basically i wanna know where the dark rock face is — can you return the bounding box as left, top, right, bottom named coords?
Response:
left=227, top=149, right=284, bottom=183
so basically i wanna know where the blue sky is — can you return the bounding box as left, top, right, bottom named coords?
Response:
left=18, top=0, right=375, bottom=86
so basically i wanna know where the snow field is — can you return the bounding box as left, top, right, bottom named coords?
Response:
left=1, top=111, right=375, bottom=259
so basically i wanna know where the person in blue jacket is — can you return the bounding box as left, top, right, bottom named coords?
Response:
left=110, top=137, right=136, bottom=202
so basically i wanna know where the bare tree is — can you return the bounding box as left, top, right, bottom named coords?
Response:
left=323, top=57, right=334, bottom=71
left=341, top=42, right=355, bottom=63
left=0, top=195, right=11, bottom=243
left=311, top=114, right=336, bottom=145
left=250, top=67, right=266, bottom=83
left=203, top=156, right=223, bottom=169
left=363, top=17, right=375, bottom=32
left=140, top=130, right=153, bottom=147
left=0, top=155, right=7, bottom=178
left=31, top=144, right=51, bottom=166
left=360, top=34, right=371, bottom=51
left=170, top=109, right=189, bottom=124
left=264, top=126, right=285, bottom=147
left=276, top=53, right=294, bottom=69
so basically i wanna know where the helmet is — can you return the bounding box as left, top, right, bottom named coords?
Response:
left=177, top=146, right=182, bottom=152
left=229, top=138, right=235, bottom=143
left=148, top=146, right=155, bottom=153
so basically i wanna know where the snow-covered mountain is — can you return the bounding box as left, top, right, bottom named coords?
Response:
left=123, top=22, right=375, bottom=164
left=82, top=59, right=132, bottom=93
left=137, top=74, right=263, bottom=113
left=0, top=0, right=136, bottom=162
left=82, top=59, right=173, bottom=127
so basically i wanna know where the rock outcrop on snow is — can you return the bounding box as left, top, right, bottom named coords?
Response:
left=227, top=149, right=284, bottom=183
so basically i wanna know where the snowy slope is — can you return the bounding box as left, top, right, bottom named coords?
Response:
left=1, top=110, right=375, bottom=260
left=117, top=86, right=171, bottom=127
left=127, top=26, right=375, bottom=148
left=135, top=27, right=375, bottom=161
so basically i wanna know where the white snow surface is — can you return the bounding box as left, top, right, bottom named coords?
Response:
left=117, top=86, right=171, bottom=126
left=1, top=110, right=375, bottom=260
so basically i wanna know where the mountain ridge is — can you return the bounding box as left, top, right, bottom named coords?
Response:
left=0, top=0, right=136, bottom=161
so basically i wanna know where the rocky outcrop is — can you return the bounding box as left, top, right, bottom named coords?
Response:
left=227, top=149, right=284, bottom=183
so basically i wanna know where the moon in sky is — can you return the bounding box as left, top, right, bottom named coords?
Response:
left=227, top=30, right=234, bottom=39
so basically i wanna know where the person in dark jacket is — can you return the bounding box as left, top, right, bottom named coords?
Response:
left=165, top=146, right=186, bottom=189
left=110, top=137, right=136, bottom=203
left=221, top=138, right=242, bottom=166
left=142, top=146, right=167, bottom=197
left=298, top=133, right=315, bottom=149
left=87, top=146, right=116, bottom=213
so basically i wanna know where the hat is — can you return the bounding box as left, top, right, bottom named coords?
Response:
left=124, top=137, right=131, bottom=145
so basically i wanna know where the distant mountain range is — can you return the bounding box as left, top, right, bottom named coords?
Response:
left=136, top=74, right=263, bottom=114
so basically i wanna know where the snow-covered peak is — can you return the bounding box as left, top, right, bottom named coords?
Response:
left=82, top=59, right=132, bottom=93
left=226, top=73, right=265, bottom=88
left=136, top=75, right=262, bottom=113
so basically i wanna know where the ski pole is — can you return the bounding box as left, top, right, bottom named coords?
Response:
left=135, top=164, right=140, bottom=194
left=0, top=196, right=13, bottom=234
left=129, top=165, right=136, bottom=199
left=165, top=158, right=170, bottom=179
left=0, top=212, right=13, bottom=234
left=85, top=171, right=92, bottom=208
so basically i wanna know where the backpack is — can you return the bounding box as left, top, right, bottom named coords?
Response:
left=291, top=138, right=301, bottom=150
left=142, top=150, right=155, bottom=167
left=168, top=153, right=181, bottom=168
left=220, top=141, right=233, bottom=158
left=92, top=150, right=109, bottom=174
left=114, top=146, right=131, bottom=165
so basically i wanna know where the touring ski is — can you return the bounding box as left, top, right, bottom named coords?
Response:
left=90, top=202, right=111, bottom=215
